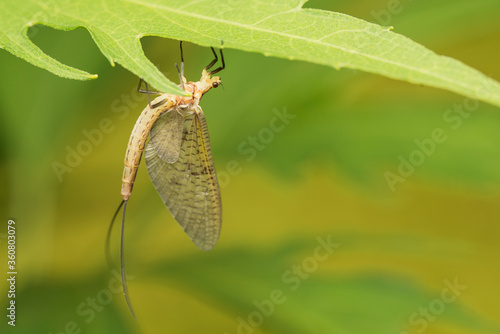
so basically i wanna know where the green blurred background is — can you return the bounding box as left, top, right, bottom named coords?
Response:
left=1, top=0, right=500, bottom=333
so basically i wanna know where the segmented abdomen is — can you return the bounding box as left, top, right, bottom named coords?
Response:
left=121, top=95, right=176, bottom=200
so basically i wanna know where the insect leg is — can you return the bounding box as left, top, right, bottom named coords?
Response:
left=145, top=81, right=152, bottom=108
left=137, top=79, right=162, bottom=109
left=175, top=41, right=186, bottom=91
left=175, top=63, right=185, bottom=91
left=137, top=78, right=161, bottom=95
left=180, top=41, right=184, bottom=79
left=206, top=40, right=225, bottom=75
left=208, top=47, right=225, bottom=76
left=208, top=49, right=225, bottom=75
left=205, top=47, right=219, bottom=71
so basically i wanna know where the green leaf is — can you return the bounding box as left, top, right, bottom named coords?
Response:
left=144, top=236, right=498, bottom=334
left=17, top=272, right=134, bottom=334
left=1, top=0, right=499, bottom=105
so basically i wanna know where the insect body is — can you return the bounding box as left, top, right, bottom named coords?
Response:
left=121, top=67, right=223, bottom=250
left=108, top=43, right=225, bottom=316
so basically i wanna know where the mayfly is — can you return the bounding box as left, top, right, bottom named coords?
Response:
left=107, top=42, right=224, bottom=316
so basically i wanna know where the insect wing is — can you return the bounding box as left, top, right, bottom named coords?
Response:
left=149, top=108, right=184, bottom=163
left=145, top=106, right=222, bottom=251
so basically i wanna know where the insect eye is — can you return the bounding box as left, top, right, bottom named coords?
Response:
left=212, top=82, right=219, bottom=88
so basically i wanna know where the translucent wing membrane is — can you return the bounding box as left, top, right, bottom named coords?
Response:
left=149, top=109, right=184, bottom=163
left=145, top=106, right=222, bottom=251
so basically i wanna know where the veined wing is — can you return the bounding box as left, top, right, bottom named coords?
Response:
left=148, top=108, right=184, bottom=163
left=145, top=105, right=222, bottom=251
